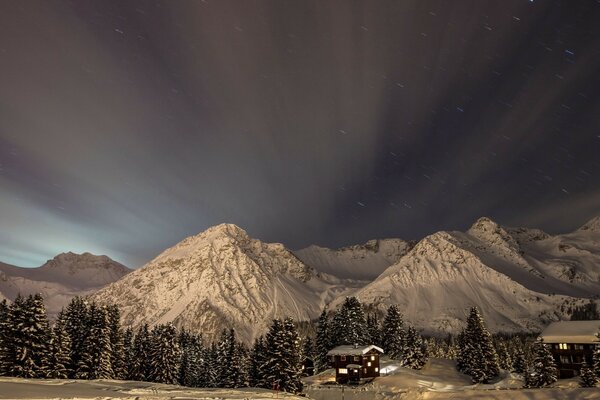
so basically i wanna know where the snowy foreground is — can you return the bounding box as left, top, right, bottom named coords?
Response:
left=304, top=358, right=600, bottom=400
left=2, top=359, right=600, bottom=400
left=0, top=377, right=304, bottom=400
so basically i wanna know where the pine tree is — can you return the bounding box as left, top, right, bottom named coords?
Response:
left=203, top=342, right=219, bottom=388
left=46, top=311, right=72, bottom=378
left=12, top=294, right=51, bottom=378
left=367, top=313, right=382, bottom=347
left=122, top=328, right=134, bottom=380
left=234, top=342, right=249, bottom=387
left=302, top=336, right=314, bottom=376
left=149, top=323, right=181, bottom=384
left=314, top=307, right=331, bottom=373
left=401, top=326, right=427, bottom=369
left=217, top=328, right=238, bottom=388
left=330, top=297, right=369, bottom=347
left=281, top=318, right=303, bottom=393
left=593, top=346, right=600, bottom=378
left=64, top=297, right=91, bottom=377
left=0, top=299, right=12, bottom=376
left=179, top=333, right=203, bottom=387
left=457, top=307, right=499, bottom=383
left=382, top=305, right=406, bottom=360
left=580, top=361, right=598, bottom=388
left=524, top=339, right=557, bottom=388
left=130, top=324, right=152, bottom=381
left=107, top=305, right=125, bottom=379
left=496, top=342, right=512, bottom=371
left=76, top=303, right=113, bottom=379
left=248, top=336, right=266, bottom=387
left=512, top=346, right=526, bottom=374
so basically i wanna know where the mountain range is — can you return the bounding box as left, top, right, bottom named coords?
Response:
left=2, top=216, right=599, bottom=343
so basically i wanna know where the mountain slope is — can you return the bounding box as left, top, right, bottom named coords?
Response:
left=0, top=252, right=130, bottom=316
left=351, top=217, right=600, bottom=334
left=294, top=238, right=413, bottom=280
left=92, top=224, right=363, bottom=343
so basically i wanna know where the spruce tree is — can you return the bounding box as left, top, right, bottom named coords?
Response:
left=281, top=318, right=303, bottom=393
left=302, top=336, right=314, bottom=376
left=0, top=299, right=11, bottom=376
left=130, top=324, right=152, bottom=381
left=496, top=342, right=512, bottom=371
left=107, top=305, right=125, bottom=379
left=330, top=297, right=369, bottom=347
left=382, top=305, right=406, bottom=360
left=457, top=307, right=499, bottom=383
left=64, top=297, right=91, bottom=377
left=217, top=328, right=238, bottom=388
left=47, top=311, right=72, bottom=378
left=263, top=318, right=303, bottom=393
left=122, top=328, right=134, bottom=380
left=580, top=361, right=597, bottom=388
left=524, top=339, right=557, bottom=388
left=314, top=307, right=331, bottom=373
left=149, top=323, right=181, bottom=384
left=593, top=346, right=600, bottom=378
left=12, top=294, right=51, bottom=378
left=401, top=326, right=427, bottom=369
left=512, top=347, right=526, bottom=374
left=248, top=336, right=266, bottom=387
left=367, top=313, right=382, bottom=347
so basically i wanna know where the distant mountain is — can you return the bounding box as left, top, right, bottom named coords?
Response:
left=350, top=216, right=600, bottom=334
left=91, top=224, right=363, bottom=344
left=294, top=238, right=414, bottom=280
left=0, top=252, right=130, bottom=317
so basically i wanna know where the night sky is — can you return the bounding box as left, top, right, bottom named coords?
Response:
left=1, top=0, right=599, bottom=268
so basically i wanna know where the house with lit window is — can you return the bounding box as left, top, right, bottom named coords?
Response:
left=540, top=320, right=600, bottom=378
left=327, top=344, right=383, bottom=384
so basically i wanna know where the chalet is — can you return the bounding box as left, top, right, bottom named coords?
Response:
left=327, top=344, right=383, bottom=384
left=540, top=320, right=600, bottom=378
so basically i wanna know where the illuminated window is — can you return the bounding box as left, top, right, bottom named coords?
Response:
left=354, top=356, right=359, bottom=361
left=338, top=368, right=348, bottom=374
left=559, top=343, right=568, bottom=350
left=368, top=362, right=372, bottom=367
left=371, top=355, right=375, bottom=361
left=375, top=367, right=379, bottom=372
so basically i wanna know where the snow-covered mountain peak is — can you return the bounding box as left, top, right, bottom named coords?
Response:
left=578, top=216, right=600, bottom=233
left=467, top=217, right=521, bottom=252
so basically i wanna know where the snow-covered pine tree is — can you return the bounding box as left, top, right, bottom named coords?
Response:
left=46, top=311, right=72, bottom=378
left=314, top=307, right=331, bottom=373
left=107, top=305, right=126, bottom=379
left=149, top=323, right=181, bottom=384
left=130, top=324, right=152, bottom=381
left=524, top=339, right=557, bottom=388
left=203, top=342, right=220, bottom=388
left=12, top=294, right=51, bottom=378
left=216, top=328, right=238, bottom=388
left=234, top=342, right=249, bottom=387
left=302, top=336, right=314, bottom=376
left=330, top=297, right=369, bottom=347
left=248, top=335, right=266, bottom=387
left=179, top=333, right=202, bottom=387
left=263, top=319, right=286, bottom=391
left=281, top=317, right=303, bottom=393
left=64, top=297, right=91, bottom=377
left=457, top=307, right=499, bottom=383
left=495, top=342, right=512, bottom=371
left=76, top=303, right=113, bottom=379
left=401, top=326, right=427, bottom=369
left=512, top=346, right=526, bottom=374
left=0, top=299, right=11, bottom=376
left=593, top=346, right=600, bottom=378
left=580, top=361, right=597, bottom=387
left=122, top=327, right=134, bottom=380
left=367, top=313, right=382, bottom=347
left=381, top=305, right=405, bottom=360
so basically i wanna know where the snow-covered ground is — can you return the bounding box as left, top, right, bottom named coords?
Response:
left=303, top=358, right=600, bottom=399
left=0, top=377, right=305, bottom=399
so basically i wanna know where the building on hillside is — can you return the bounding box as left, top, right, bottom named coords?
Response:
left=327, top=344, right=383, bottom=384
left=540, top=320, right=600, bottom=378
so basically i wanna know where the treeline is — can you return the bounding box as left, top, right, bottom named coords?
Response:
left=0, top=295, right=305, bottom=393
left=311, top=297, right=428, bottom=373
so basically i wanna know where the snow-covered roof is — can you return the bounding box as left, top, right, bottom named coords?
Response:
left=327, top=345, right=384, bottom=356
left=540, top=321, right=600, bottom=344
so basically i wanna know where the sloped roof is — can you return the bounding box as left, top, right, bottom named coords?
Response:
left=540, top=320, right=600, bottom=344
left=327, top=345, right=384, bottom=356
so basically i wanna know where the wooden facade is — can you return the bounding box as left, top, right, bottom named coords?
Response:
left=540, top=320, right=600, bottom=379
left=327, top=345, right=383, bottom=384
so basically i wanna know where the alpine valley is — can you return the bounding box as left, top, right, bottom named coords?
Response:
left=3, top=216, right=600, bottom=343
